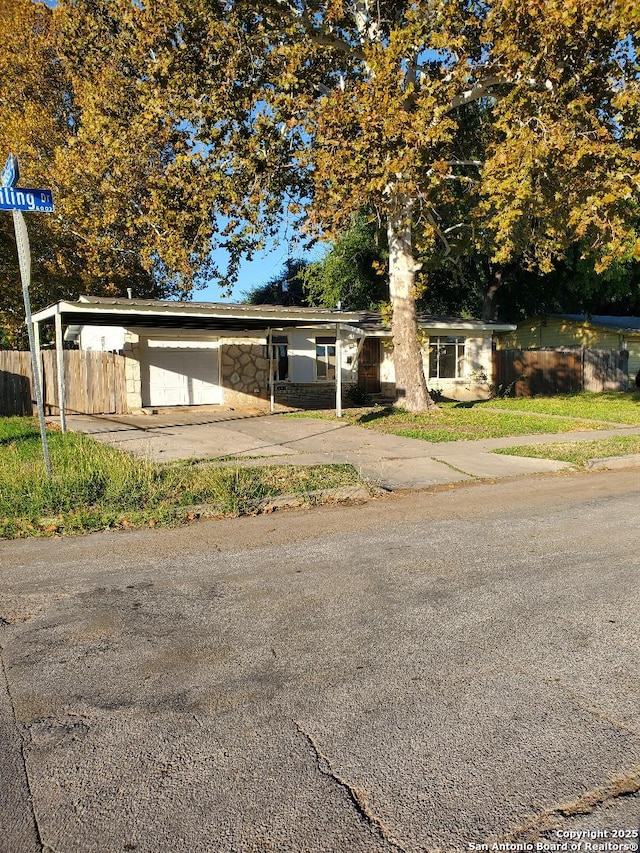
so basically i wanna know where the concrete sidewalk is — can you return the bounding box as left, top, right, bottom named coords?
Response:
left=59, top=409, right=640, bottom=491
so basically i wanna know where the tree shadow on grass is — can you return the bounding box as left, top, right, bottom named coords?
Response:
left=354, top=407, right=397, bottom=425
left=0, top=428, right=41, bottom=447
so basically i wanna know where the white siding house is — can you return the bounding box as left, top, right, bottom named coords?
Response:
left=34, top=297, right=514, bottom=413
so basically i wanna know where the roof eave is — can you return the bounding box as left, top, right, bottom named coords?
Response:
left=31, top=299, right=365, bottom=326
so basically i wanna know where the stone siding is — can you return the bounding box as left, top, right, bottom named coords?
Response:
left=274, top=382, right=354, bottom=409
left=221, top=343, right=270, bottom=404
left=123, top=332, right=141, bottom=411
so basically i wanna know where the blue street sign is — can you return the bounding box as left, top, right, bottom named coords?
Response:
left=1, top=154, right=19, bottom=188
left=0, top=186, right=54, bottom=212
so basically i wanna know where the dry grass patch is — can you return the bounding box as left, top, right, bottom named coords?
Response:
left=0, top=417, right=365, bottom=538
left=320, top=405, right=608, bottom=442
left=494, top=434, right=640, bottom=467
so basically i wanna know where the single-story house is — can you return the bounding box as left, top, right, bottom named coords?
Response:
left=31, top=296, right=515, bottom=417
left=496, top=314, right=640, bottom=379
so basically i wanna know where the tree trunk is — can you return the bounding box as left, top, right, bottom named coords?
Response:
left=482, top=275, right=502, bottom=322
left=482, top=263, right=514, bottom=322
left=387, top=202, right=437, bottom=412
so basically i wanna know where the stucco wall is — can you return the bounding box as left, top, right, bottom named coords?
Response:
left=78, top=325, right=126, bottom=352
left=380, top=332, right=494, bottom=401
left=288, top=329, right=358, bottom=383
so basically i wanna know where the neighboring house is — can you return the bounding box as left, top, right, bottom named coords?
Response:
left=496, top=314, right=640, bottom=379
left=32, top=296, right=514, bottom=414
left=77, top=324, right=125, bottom=353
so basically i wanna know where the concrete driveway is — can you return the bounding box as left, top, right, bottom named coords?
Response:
left=1, top=473, right=639, bottom=852
left=61, top=408, right=589, bottom=489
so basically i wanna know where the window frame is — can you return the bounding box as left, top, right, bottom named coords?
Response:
left=315, top=335, right=337, bottom=382
left=265, top=334, right=290, bottom=382
left=428, top=335, right=467, bottom=380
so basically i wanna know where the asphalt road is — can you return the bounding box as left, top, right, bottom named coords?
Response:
left=1, top=471, right=639, bottom=853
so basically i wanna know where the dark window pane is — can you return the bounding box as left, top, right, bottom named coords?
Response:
left=429, top=346, right=438, bottom=378
left=439, top=345, right=456, bottom=378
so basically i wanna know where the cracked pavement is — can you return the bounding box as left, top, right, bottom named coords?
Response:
left=0, top=471, right=639, bottom=852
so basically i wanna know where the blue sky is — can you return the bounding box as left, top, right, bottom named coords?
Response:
left=200, top=243, right=299, bottom=303
left=200, top=236, right=327, bottom=303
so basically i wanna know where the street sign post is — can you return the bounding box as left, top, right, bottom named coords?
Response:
left=2, top=154, right=55, bottom=476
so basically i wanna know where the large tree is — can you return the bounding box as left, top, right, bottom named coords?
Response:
left=301, top=214, right=389, bottom=310
left=245, top=258, right=310, bottom=305
left=130, top=0, right=638, bottom=410
left=3, top=1, right=638, bottom=407
left=0, top=0, right=221, bottom=345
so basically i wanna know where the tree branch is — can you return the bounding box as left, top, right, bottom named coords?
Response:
left=425, top=207, right=452, bottom=256
left=302, top=23, right=366, bottom=59
left=446, top=75, right=505, bottom=112
left=266, top=0, right=366, bottom=61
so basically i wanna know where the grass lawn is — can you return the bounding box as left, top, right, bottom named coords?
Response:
left=494, top=434, right=640, bottom=468
left=0, top=418, right=365, bottom=539
left=475, top=391, right=640, bottom=424
left=289, top=391, right=640, bottom=441
left=293, top=404, right=610, bottom=442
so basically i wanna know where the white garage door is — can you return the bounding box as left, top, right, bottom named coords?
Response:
left=141, top=338, right=221, bottom=407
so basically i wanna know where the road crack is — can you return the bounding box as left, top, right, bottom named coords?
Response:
left=0, top=644, right=50, bottom=852
left=498, top=770, right=640, bottom=842
left=295, top=720, right=410, bottom=852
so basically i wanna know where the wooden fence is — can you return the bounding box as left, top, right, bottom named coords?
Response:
left=493, top=348, right=629, bottom=396
left=0, top=350, right=127, bottom=416
left=583, top=348, right=629, bottom=393
left=0, top=351, right=34, bottom=416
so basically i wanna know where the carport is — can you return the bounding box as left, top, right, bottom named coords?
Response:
left=31, top=296, right=368, bottom=431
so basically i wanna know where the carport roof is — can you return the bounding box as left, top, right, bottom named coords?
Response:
left=31, top=296, right=368, bottom=332
left=32, top=296, right=516, bottom=334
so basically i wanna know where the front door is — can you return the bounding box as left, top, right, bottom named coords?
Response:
left=358, top=337, right=381, bottom=393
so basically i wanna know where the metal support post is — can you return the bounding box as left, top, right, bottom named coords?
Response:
left=33, top=320, right=44, bottom=402
left=268, top=328, right=274, bottom=414
left=54, top=311, right=67, bottom=433
left=335, top=323, right=343, bottom=418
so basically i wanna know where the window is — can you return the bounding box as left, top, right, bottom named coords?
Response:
left=316, top=336, right=336, bottom=381
left=428, top=336, right=466, bottom=379
left=270, top=335, right=289, bottom=381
